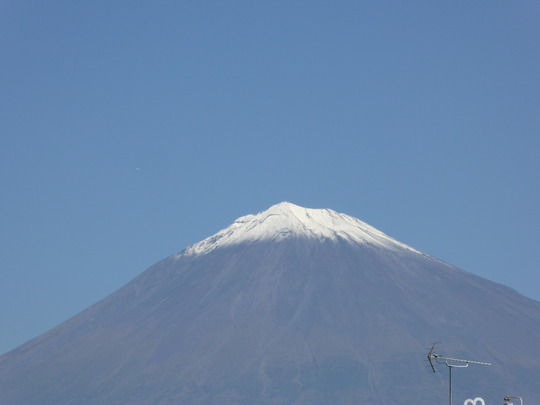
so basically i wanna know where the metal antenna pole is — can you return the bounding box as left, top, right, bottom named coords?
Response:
left=449, top=364, right=452, bottom=405
left=448, top=366, right=452, bottom=405
left=447, top=360, right=468, bottom=405
left=449, top=363, right=452, bottom=405
left=426, top=343, right=492, bottom=405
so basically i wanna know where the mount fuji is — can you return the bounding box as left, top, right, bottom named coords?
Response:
left=1, top=202, right=539, bottom=404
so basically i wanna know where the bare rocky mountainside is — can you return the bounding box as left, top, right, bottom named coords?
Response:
left=1, top=202, right=539, bottom=404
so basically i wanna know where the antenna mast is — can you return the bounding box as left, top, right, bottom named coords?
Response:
left=427, top=343, right=492, bottom=405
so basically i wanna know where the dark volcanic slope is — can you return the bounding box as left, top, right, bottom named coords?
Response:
left=1, top=203, right=539, bottom=404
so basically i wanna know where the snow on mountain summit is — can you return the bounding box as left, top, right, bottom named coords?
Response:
left=182, top=202, right=420, bottom=257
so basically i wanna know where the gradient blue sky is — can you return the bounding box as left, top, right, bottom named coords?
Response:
left=1, top=1, right=539, bottom=354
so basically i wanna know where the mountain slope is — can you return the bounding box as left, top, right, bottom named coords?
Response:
left=1, top=202, right=539, bottom=404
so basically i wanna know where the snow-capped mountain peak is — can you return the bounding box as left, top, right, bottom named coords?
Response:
left=181, top=202, right=419, bottom=257
left=5, top=202, right=540, bottom=404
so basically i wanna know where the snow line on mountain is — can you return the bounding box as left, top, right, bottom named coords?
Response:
left=179, top=202, right=422, bottom=257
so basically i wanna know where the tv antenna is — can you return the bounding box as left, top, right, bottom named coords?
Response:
left=427, top=343, right=492, bottom=405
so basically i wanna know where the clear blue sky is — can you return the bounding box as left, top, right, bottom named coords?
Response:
left=1, top=1, right=539, bottom=355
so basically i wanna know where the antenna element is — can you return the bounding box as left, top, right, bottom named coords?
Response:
left=426, top=343, right=492, bottom=405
